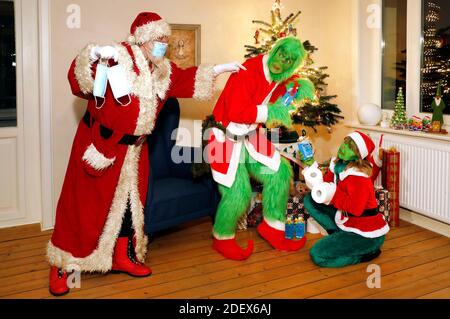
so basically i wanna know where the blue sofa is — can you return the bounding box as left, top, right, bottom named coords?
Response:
left=144, top=98, right=219, bottom=235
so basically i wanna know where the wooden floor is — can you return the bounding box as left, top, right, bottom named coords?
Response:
left=0, top=218, right=449, bottom=299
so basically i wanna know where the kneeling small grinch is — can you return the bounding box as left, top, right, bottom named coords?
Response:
left=302, top=131, right=389, bottom=268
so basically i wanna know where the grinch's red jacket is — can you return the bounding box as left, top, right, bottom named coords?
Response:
left=324, top=159, right=390, bottom=238
left=207, top=55, right=292, bottom=188
left=47, top=42, right=215, bottom=272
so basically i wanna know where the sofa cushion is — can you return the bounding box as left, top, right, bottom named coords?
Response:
left=147, top=178, right=213, bottom=224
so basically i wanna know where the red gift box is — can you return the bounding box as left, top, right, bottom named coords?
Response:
left=382, top=148, right=400, bottom=227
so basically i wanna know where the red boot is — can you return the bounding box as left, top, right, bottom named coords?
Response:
left=258, top=219, right=306, bottom=252
left=213, top=238, right=254, bottom=261
left=111, top=237, right=152, bottom=277
left=49, top=266, right=70, bottom=296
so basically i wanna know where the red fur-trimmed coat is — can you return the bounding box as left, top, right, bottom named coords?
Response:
left=324, top=159, right=389, bottom=238
left=47, top=42, right=215, bottom=272
left=207, top=55, right=298, bottom=188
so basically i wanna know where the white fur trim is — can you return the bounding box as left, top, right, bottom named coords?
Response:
left=329, top=157, right=336, bottom=172
left=212, top=127, right=226, bottom=143
left=131, top=45, right=158, bottom=135
left=47, top=145, right=148, bottom=272
left=82, top=144, right=116, bottom=170
left=244, top=139, right=281, bottom=173
left=264, top=218, right=285, bottom=231
left=335, top=211, right=390, bottom=238
left=211, top=141, right=243, bottom=188
left=128, top=19, right=171, bottom=45
left=226, top=123, right=258, bottom=136
left=262, top=54, right=272, bottom=83
left=256, top=104, right=268, bottom=123
left=74, top=44, right=96, bottom=94
left=348, top=132, right=369, bottom=159
left=372, top=150, right=383, bottom=168
left=193, top=64, right=216, bottom=101
left=339, top=167, right=370, bottom=181
left=212, top=232, right=235, bottom=240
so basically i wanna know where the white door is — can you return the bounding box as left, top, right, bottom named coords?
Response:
left=0, top=0, right=42, bottom=228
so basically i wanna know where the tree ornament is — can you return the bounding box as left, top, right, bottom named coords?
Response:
left=254, top=29, right=260, bottom=44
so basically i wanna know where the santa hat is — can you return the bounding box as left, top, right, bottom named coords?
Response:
left=127, top=12, right=171, bottom=45
left=347, top=131, right=375, bottom=160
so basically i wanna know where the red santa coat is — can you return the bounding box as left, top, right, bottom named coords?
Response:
left=47, top=42, right=215, bottom=272
left=324, top=159, right=390, bottom=238
left=207, top=55, right=292, bottom=187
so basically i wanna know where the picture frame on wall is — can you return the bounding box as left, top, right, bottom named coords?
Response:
left=167, top=24, right=201, bottom=68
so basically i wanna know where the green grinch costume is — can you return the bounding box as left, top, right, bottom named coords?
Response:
left=207, top=37, right=315, bottom=260
left=303, top=131, right=389, bottom=268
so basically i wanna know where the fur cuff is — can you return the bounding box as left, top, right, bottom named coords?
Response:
left=74, top=44, right=97, bottom=94
left=82, top=143, right=116, bottom=171
left=193, top=64, right=216, bottom=101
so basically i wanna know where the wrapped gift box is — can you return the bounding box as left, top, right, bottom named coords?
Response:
left=382, top=148, right=400, bottom=227
left=375, top=187, right=391, bottom=223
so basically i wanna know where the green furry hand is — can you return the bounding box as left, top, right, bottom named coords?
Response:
left=266, top=99, right=294, bottom=130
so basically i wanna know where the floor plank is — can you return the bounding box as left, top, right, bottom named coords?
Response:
left=0, top=219, right=449, bottom=299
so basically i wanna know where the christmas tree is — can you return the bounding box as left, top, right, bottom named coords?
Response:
left=421, top=1, right=450, bottom=113
left=391, top=87, right=407, bottom=129
left=246, top=0, right=343, bottom=132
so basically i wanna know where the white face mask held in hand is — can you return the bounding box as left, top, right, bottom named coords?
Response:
left=93, top=63, right=108, bottom=108
left=107, top=64, right=132, bottom=106
left=152, top=41, right=168, bottom=58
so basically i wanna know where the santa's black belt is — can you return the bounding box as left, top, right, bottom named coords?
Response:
left=82, top=111, right=147, bottom=146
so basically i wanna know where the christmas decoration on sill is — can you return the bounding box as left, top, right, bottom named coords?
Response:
left=245, top=0, right=343, bottom=133
left=390, top=87, right=407, bottom=130
left=357, top=103, right=382, bottom=126
left=430, top=82, right=448, bottom=134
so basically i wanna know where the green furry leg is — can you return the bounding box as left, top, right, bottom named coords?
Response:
left=310, top=232, right=385, bottom=268
left=212, top=157, right=252, bottom=238
left=246, top=156, right=293, bottom=224
left=304, top=193, right=339, bottom=233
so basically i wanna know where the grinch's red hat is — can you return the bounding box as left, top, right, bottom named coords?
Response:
left=347, top=131, right=375, bottom=159
left=127, top=12, right=171, bottom=44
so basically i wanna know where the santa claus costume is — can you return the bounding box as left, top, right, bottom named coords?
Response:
left=47, top=12, right=219, bottom=296
left=303, top=131, right=389, bottom=268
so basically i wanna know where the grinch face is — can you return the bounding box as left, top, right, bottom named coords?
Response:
left=267, top=37, right=305, bottom=83
left=269, top=46, right=295, bottom=75
left=337, top=142, right=359, bottom=162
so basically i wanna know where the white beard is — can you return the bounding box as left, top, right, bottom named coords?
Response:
left=148, top=55, right=169, bottom=80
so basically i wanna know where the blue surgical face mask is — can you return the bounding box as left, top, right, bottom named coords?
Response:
left=93, top=63, right=108, bottom=98
left=152, top=41, right=168, bottom=58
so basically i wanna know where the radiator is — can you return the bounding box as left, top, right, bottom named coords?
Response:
left=369, top=132, right=450, bottom=224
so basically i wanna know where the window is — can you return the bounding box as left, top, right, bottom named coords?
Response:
left=421, top=0, right=450, bottom=114
left=0, top=0, right=16, bottom=127
left=382, top=0, right=408, bottom=110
